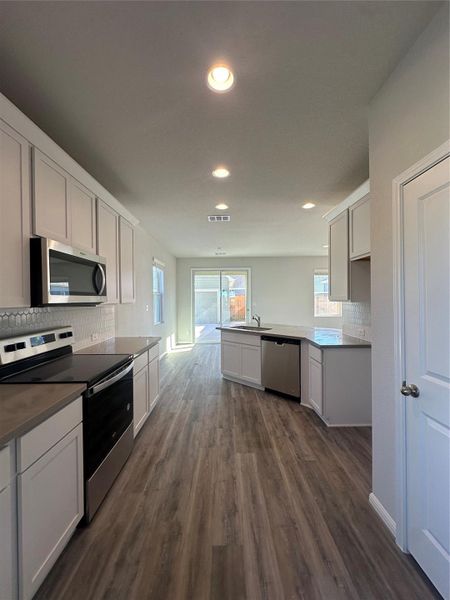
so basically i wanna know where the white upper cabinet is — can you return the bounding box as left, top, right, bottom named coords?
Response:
left=329, top=210, right=349, bottom=301
left=119, top=217, right=135, bottom=304
left=97, top=200, right=120, bottom=304
left=69, top=179, right=96, bottom=253
left=325, top=180, right=371, bottom=302
left=349, top=194, right=370, bottom=260
left=33, top=148, right=71, bottom=244
left=0, top=120, right=31, bottom=309
left=33, top=148, right=97, bottom=252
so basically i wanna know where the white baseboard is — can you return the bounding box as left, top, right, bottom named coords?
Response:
left=369, top=492, right=396, bottom=537
left=222, top=374, right=264, bottom=390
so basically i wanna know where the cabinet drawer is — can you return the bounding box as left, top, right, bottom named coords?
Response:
left=148, top=344, right=159, bottom=363
left=0, top=444, right=12, bottom=491
left=134, top=351, right=148, bottom=374
left=17, top=397, right=83, bottom=473
left=221, top=331, right=261, bottom=346
left=309, top=344, right=322, bottom=364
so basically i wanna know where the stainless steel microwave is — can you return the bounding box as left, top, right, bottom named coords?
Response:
left=30, top=238, right=107, bottom=306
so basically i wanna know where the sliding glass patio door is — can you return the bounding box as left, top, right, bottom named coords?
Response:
left=192, top=269, right=250, bottom=343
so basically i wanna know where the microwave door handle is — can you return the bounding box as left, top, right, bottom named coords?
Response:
left=89, top=361, right=134, bottom=396
left=94, top=263, right=106, bottom=295
left=98, top=264, right=106, bottom=295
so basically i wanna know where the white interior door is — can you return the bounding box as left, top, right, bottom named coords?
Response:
left=403, top=156, right=450, bottom=599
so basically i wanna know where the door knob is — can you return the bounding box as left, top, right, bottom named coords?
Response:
left=401, top=381, right=420, bottom=398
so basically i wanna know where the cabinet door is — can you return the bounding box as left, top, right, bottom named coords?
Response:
left=97, top=200, right=120, bottom=304
left=119, top=217, right=135, bottom=303
left=221, top=341, right=241, bottom=378
left=69, top=178, right=96, bottom=253
left=241, top=344, right=261, bottom=385
left=0, top=120, right=31, bottom=308
left=133, top=366, right=149, bottom=437
left=350, top=195, right=370, bottom=260
left=329, top=210, right=349, bottom=301
left=0, top=484, right=15, bottom=600
left=33, top=148, right=71, bottom=244
left=148, top=357, right=160, bottom=413
left=308, top=357, right=323, bottom=415
left=18, top=424, right=83, bottom=600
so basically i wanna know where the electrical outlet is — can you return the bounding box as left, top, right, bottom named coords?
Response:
left=356, top=328, right=365, bottom=339
left=91, top=333, right=99, bottom=342
left=145, top=305, right=149, bottom=312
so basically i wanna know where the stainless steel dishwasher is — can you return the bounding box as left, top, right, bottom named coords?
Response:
left=261, top=336, right=301, bottom=398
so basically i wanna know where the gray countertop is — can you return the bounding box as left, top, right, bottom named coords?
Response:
left=0, top=383, right=86, bottom=447
left=218, top=324, right=371, bottom=348
left=76, top=336, right=161, bottom=358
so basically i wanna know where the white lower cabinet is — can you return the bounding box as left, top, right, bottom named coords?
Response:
left=308, top=356, right=323, bottom=414
left=221, top=341, right=242, bottom=379
left=133, top=364, right=149, bottom=437
left=133, top=346, right=160, bottom=438
left=240, top=344, right=262, bottom=385
left=304, top=343, right=372, bottom=426
left=0, top=484, right=15, bottom=600
left=17, top=400, right=83, bottom=600
left=221, top=332, right=262, bottom=387
left=148, top=356, right=160, bottom=412
left=0, top=442, right=16, bottom=600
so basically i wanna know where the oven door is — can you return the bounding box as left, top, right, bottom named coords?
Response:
left=83, top=360, right=134, bottom=480
left=31, top=238, right=107, bottom=305
left=83, top=360, right=134, bottom=522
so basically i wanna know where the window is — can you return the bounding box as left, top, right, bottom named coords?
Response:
left=153, top=262, right=165, bottom=324
left=314, top=270, right=342, bottom=317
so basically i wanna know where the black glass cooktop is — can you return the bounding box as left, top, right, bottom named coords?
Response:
left=4, top=353, right=131, bottom=387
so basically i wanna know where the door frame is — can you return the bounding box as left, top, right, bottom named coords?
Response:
left=392, top=139, right=450, bottom=552
left=190, top=267, right=252, bottom=344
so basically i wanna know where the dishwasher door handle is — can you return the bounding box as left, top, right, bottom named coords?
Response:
left=275, top=342, right=285, bottom=347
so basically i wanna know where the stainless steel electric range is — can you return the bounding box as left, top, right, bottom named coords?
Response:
left=0, top=326, right=134, bottom=523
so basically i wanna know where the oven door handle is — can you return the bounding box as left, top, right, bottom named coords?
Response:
left=89, top=361, right=134, bottom=396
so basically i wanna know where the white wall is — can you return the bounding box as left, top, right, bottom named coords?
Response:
left=176, top=256, right=342, bottom=343
left=369, top=5, right=449, bottom=520
left=116, top=226, right=177, bottom=355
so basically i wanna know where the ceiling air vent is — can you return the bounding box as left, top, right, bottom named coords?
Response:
left=208, top=215, right=231, bottom=222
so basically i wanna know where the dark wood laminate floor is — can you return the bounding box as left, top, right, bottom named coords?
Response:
left=35, top=344, right=438, bottom=600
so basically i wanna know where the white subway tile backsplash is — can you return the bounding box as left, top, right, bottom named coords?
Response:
left=342, top=301, right=371, bottom=341
left=0, top=305, right=115, bottom=350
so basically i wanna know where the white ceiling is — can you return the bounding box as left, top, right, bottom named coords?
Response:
left=0, top=1, right=441, bottom=257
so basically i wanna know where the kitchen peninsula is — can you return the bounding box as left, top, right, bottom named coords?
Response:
left=219, top=324, right=371, bottom=427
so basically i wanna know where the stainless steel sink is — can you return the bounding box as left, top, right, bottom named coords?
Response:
left=232, top=325, right=272, bottom=331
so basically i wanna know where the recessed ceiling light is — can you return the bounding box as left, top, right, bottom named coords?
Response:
left=322, top=244, right=329, bottom=249
left=215, top=203, right=229, bottom=210
left=302, top=202, right=316, bottom=209
left=212, top=167, right=230, bottom=178
left=207, top=64, right=234, bottom=93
